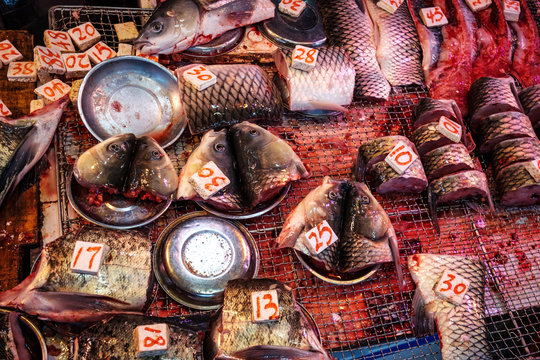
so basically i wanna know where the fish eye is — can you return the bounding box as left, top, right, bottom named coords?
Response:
left=151, top=150, right=162, bottom=159
left=214, top=143, right=226, bottom=152
left=360, top=195, right=370, bottom=204
left=249, top=129, right=259, bottom=136
left=328, top=191, right=338, bottom=200
left=151, top=21, right=163, bottom=33
left=108, top=143, right=120, bottom=152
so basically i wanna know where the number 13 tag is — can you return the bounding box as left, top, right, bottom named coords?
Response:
left=434, top=269, right=470, bottom=305
left=305, top=220, right=338, bottom=255
left=251, top=290, right=280, bottom=322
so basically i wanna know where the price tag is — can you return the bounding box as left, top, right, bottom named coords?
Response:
left=34, top=46, right=66, bottom=75
left=0, top=99, right=12, bottom=117
left=135, top=49, right=159, bottom=62
left=251, top=290, right=280, bottom=322
left=183, top=65, right=217, bottom=91
left=525, top=159, right=540, bottom=182
left=85, top=41, right=116, bottom=64
left=465, top=0, right=492, bottom=12
left=434, top=269, right=470, bottom=305
left=114, top=22, right=139, bottom=43
left=30, top=99, right=44, bottom=113
left=0, top=40, right=23, bottom=65
left=70, top=240, right=109, bottom=275
left=188, top=161, right=230, bottom=199
left=134, top=324, right=169, bottom=356
left=503, top=0, right=520, bottom=21
left=376, top=0, right=404, bottom=14
left=419, top=7, right=449, bottom=27
left=44, top=30, right=75, bottom=53
left=436, top=116, right=462, bottom=143
left=118, top=43, right=134, bottom=57
left=304, top=220, right=339, bottom=255
left=291, top=45, right=318, bottom=72
left=7, top=62, right=36, bottom=82
left=34, top=79, right=71, bottom=103
left=278, top=0, right=307, bottom=17
left=68, top=22, right=101, bottom=51
left=62, top=53, right=91, bottom=78
left=385, top=141, right=418, bottom=174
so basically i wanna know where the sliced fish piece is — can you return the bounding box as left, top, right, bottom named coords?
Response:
left=356, top=135, right=415, bottom=179
left=492, top=137, right=540, bottom=175
left=411, top=122, right=455, bottom=156
left=369, top=159, right=428, bottom=194
left=364, top=0, right=424, bottom=86
left=318, top=0, right=391, bottom=100
left=175, top=64, right=282, bottom=135
left=211, top=278, right=330, bottom=359
left=273, top=46, right=355, bottom=112
left=468, top=77, right=521, bottom=133
left=422, top=144, right=475, bottom=181
left=275, top=177, right=348, bottom=272
left=497, top=161, right=540, bottom=207
left=0, top=226, right=153, bottom=323
left=413, top=98, right=457, bottom=129
left=478, top=111, right=535, bottom=154
left=408, top=254, right=491, bottom=360
left=519, top=84, right=540, bottom=128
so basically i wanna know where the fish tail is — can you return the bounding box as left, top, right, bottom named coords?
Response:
left=428, top=187, right=440, bottom=235
left=388, top=229, right=404, bottom=290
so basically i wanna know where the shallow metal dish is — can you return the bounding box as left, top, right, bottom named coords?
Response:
left=67, top=171, right=172, bottom=229
left=196, top=183, right=291, bottom=220
left=183, top=28, right=245, bottom=57
left=0, top=309, right=47, bottom=360
left=294, top=249, right=381, bottom=285
left=78, top=56, right=185, bottom=148
left=153, top=212, right=259, bottom=310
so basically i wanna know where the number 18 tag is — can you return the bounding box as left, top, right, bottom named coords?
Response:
left=251, top=290, right=280, bottom=322
left=305, top=220, right=338, bottom=255
left=385, top=141, right=418, bottom=174
left=434, top=269, right=470, bottom=305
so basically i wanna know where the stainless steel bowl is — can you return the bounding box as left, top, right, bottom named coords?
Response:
left=153, top=212, right=259, bottom=310
left=0, top=309, right=47, bottom=360
left=78, top=56, right=186, bottom=148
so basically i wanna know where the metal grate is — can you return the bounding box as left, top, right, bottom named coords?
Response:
left=49, top=6, right=540, bottom=359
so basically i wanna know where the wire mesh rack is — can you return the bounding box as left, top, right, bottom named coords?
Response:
left=49, top=5, right=540, bottom=359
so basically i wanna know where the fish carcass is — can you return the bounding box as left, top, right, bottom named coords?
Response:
left=134, top=0, right=275, bottom=54
left=412, top=98, right=458, bottom=129
left=422, top=144, right=475, bottom=182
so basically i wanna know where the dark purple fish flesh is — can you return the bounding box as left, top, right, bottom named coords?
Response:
left=318, top=0, right=391, bottom=100
left=422, top=144, right=475, bottom=181
left=478, top=111, right=536, bottom=154
left=492, top=137, right=540, bottom=175
left=369, top=159, right=428, bottom=194
left=412, top=122, right=456, bottom=156
left=356, top=135, right=415, bottom=179
left=519, top=84, right=540, bottom=128
left=413, top=98, right=458, bottom=129
left=468, top=77, right=521, bottom=133
left=408, top=254, right=491, bottom=360
left=208, top=278, right=330, bottom=360
left=0, top=226, right=153, bottom=323
left=497, top=160, right=540, bottom=207
left=175, top=64, right=282, bottom=135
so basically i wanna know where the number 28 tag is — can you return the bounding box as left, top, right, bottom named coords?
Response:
left=70, top=241, right=109, bottom=275
left=251, top=290, right=280, bottom=322
left=385, top=141, right=418, bottom=175
left=305, top=220, right=338, bottom=255
left=434, top=269, right=470, bottom=305
left=291, top=45, right=318, bottom=72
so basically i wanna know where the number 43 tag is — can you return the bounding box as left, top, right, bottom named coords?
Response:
left=434, top=269, right=470, bottom=305
left=305, top=220, right=338, bottom=255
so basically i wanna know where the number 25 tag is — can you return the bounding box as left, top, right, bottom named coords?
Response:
left=305, top=220, right=338, bottom=255
left=434, top=269, right=470, bottom=305
left=251, top=290, right=280, bottom=322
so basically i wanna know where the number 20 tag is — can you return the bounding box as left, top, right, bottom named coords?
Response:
left=251, top=290, right=280, bottom=322
left=434, top=269, right=470, bottom=305
left=385, top=141, right=418, bottom=174
left=305, top=220, right=338, bottom=255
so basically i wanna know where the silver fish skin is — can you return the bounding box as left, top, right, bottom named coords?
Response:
left=408, top=254, right=491, bottom=360
left=177, top=129, right=243, bottom=211
left=134, top=0, right=275, bottom=54
left=275, top=177, right=349, bottom=272
left=364, top=0, right=424, bottom=86
left=0, top=226, right=153, bottom=323
left=518, top=84, right=540, bottom=128
left=211, top=278, right=330, bottom=360
left=318, top=0, right=391, bottom=100
left=273, top=46, right=355, bottom=112
left=175, top=64, right=282, bottom=135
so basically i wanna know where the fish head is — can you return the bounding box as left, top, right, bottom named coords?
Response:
left=305, top=177, right=348, bottom=225
left=198, top=129, right=233, bottom=166
left=134, top=0, right=201, bottom=54
left=349, top=181, right=390, bottom=240
left=73, top=134, right=136, bottom=189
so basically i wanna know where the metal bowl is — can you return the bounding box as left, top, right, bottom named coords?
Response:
left=67, top=170, right=172, bottom=229
left=294, top=250, right=381, bottom=285
left=183, top=28, right=245, bottom=57
left=78, top=56, right=186, bottom=148
left=153, top=212, right=259, bottom=310
left=0, top=309, right=47, bottom=360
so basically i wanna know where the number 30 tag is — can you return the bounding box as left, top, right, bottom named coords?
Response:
left=251, top=290, right=280, bottom=322
left=305, top=220, right=338, bottom=255
left=434, top=269, right=470, bottom=305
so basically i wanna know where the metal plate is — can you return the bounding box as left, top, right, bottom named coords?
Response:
left=153, top=212, right=259, bottom=310
left=67, top=171, right=172, bottom=229
left=258, top=0, right=326, bottom=48
left=196, top=183, right=291, bottom=220
left=78, top=56, right=186, bottom=148
left=183, top=28, right=246, bottom=57
left=0, top=309, right=47, bottom=360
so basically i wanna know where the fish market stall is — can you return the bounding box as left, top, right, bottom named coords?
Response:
left=0, top=0, right=539, bottom=358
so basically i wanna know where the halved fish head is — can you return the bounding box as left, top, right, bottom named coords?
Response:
left=348, top=182, right=391, bottom=240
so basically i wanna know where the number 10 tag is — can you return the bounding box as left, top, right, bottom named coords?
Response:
left=385, top=141, right=418, bottom=174
left=251, top=290, right=280, bottom=322
left=305, top=220, right=338, bottom=255
left=434, top=269, right=470, bottom=305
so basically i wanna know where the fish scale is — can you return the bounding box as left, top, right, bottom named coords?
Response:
left=369, top=159, right=428, bottom=194
left=492, top=138, right=540, bottom=175
left=430, top=170, right=490, bottom=203
left=408, top=254, right=491, bottom=360
left=357, top=135, right=414, bottom=171
left=413, top=98, right=456, bottom=128
left=479, top=111, right=536, bottom=154
left=497, top=161, right=540, bottom=206
left=518, top=84, right=540, bottom=127
left=364, top=0, right=424, bottom=86
left=412, top=123, right=455, bottom=156
left=0, top=119, right=32, bottom=180
left=422, top=144, right=474, bottom=181
left=318, top=0, right=391, bottom=100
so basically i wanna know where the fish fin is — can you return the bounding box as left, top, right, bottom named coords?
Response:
left=275, top=201, right=306, bottom=249
left=411, top=290, right=429, bottom=337
left=354, top=148, right=367, bottom=182
left=428, top=187, right=440, bottom=235
left=306, top=100, right=349, bottom=113
left=388, top=229, right=405, bottom=290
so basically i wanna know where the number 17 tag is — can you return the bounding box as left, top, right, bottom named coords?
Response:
left=305, top=220, right=338, bottom=255
left=70, top=241, right=109, bottom=275
left=251, top=290, right=280, bottom=322
left=434, top=269, right=470, bottom=305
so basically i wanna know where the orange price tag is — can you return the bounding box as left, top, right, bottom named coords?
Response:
left=305, top=220, right=339, bottom=255
left=183, top=65, right=217, bottom=91
left=525, top=159, right=540, bottom=182
left=251, top=290, right=280, bottom=322
left=385, top=141, right=418, bottom=174
left=503, top=0, right=520, bottom=20
left=134, top=324, right=169, bottom=356
left=434, top=269, right=470, bottom=304
left=69, top=22, right=101, bottom=50
left=35, top=79, right=71, bottom=102
left=465, top=0, right=492, bottom=12
left=44, top=30, right=75, bottom=52
left=188, top=161, right=230, bottom=199
left=377, top=0, right=403, bottom=13
left=279, top=0, right=306, bottom=17
left=436, top=116, right=462, bottom=142
left=291, top=45, right=319, bottom=71
left=420, top=7, right=448, bottom=27
left=70, top=240, right=109, bottom=275
left=0, top=100, right=12, bottom=117
left=0, top=40, right=23, bottom=65
left=62, top=53, right=91, bottom=70
left=86, top=41, right=116, bottom=64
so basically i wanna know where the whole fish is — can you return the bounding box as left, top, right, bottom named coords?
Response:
left=413, top=98, right=457, bottom=129
left=0, top=312, right=31, bottom=360
left=275, top=177, right=349, bottom=272
left=519, top=84, right=540, bottom=128
left=175, top=64, right=282, bottom=135
left=497, top=161, right=540, bottom=207
left=134, top=0, right=275, bottom=54
left=364, top=0, right=424, bottom=86
left=478, top=112, right=535, bottom=154
left=422, top=144, right=475, bottom=182
left=209, top=278, right=330, bottom=359
left=408, top=254, right=491, bottom=360
left=369, top=159, right=428, bottom=194
left=492, top=137, right=540, bottom=175
left=0, top=226, right=153, bottom=323
left=273, top=46, right=355, bottom=112
left=318, top=0, right=391, bottom=100
left=229, top=122, right=309, bottom=209
left=124, top=136, right=178, bottom=201
left=411, top=122, right=456, bottom=156
left=0, top=96, right=68, bottom=208
left=468, top=77, right=521, bottom=133
left=74, top=314, right=208, bottom=359
left=356, top=136, right=415, bottom=179
left=177, top=129, right=243, bottom=211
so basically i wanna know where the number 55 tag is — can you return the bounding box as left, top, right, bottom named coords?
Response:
left=305, top=220, right=338, bottom=255
left=434, top=269, right=470, bottom=305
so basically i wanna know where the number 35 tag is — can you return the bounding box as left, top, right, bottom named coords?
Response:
left=434, top=269, right=470, bottom=305
left=251, top=290, right=280, bottom=322
left=305, top=220, right=338, bottom=255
